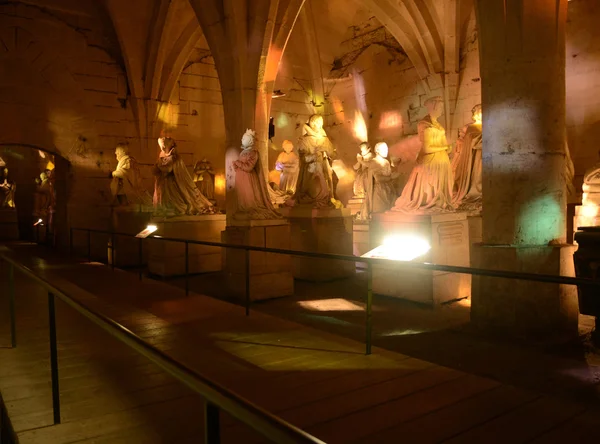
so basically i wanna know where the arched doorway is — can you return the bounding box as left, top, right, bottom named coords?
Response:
left=0, top=143, right=69, bottom=244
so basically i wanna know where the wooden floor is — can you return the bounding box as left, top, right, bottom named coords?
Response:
left=1, top=245, right=600, bottom=443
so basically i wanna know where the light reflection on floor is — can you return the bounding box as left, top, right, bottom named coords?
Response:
left=297, top=298, right=365, bottom=312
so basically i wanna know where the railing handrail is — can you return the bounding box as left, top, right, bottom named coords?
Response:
left=72, top=226, right=600, bottom=289
left=0, top=252, right=325, bottom=444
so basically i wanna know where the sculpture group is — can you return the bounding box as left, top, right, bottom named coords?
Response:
left=350, top=97, right=483, bottom=221
left=108, top=99, right=487, bottom=222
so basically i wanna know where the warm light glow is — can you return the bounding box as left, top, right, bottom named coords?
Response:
left=362, top=234, right=431, bottom=261
left=353, top=110, right=368, bottom=143
left=33, top=218, right=43, bottom=226
left=297, top=298, right=364, bottom=311
left=136, top=224, right=158, bottom=238
left=46, top=160, right=55, bottom=170
left=214, top=174, right=226, bottom=194
left=580, top=203, right=599, bottom=218
left=38, top=150, right=46, bottom=159
left=379, top=111, right=402, bottom=130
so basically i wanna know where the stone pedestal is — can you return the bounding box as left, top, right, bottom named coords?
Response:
left=353, top=222, right=370, bottom=270
left=0, top=209, right=19, bottom=240
left=471, top=244, right=578, bottom=341
left=347, top=197, right=364, bottom=216
left=222, top=220, right=293, bottom=301
left=280, top=206, right=354, bottom=281
left=370, top=211, right=471, bottom=306
left=108, top=207, right=153, bottom=268
left=148, top=214, right=226, bottom=277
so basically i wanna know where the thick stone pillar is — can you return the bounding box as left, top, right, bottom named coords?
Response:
left=472, top=0, right=578, bottom=340
left=190, top=0, right=304, bottom=223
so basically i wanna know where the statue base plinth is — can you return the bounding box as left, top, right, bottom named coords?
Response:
left=148, top=214, right=226, bottom=277
left=222, top=219, right=293, bottom=300
left=0, top=208, right=19, bottom=240
left=347, top=197, right=364, bottom=216
left=108, top=207, right=153, bottom=268
left=472, top=244, right=578, bottom=342
left=280, top=206, right=354, bottom=281
left=370, top=211, right=471, bottom=306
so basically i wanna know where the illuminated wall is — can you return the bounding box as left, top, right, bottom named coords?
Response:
left=0, top=2, right=137, bottom=232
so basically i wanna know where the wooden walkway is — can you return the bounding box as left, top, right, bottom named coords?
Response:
left=1, top=245, right=600, bottom=443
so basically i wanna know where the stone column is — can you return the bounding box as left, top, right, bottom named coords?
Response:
left=472, top=0, right=578, bottom=340
left=190, top=0, right=305, bottom=223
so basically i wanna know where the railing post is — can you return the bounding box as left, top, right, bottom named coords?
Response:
left=245, top=248, right=250, bottom=317
left=185, top=241, right=189, bottom=296
left=9, top=263, right=16, bottom=348
left=204, top=401, right=220, bottom=444
left=111, top=233, right=116, bottom=270
left=138, top=237, right=143, bottom=281
left=87, top=230, right=91, bottom=262
left=47, top=292, right=61, bottom=424
left=69, top=227, right=73, bottom=256
left=365, top=261, right=373, bottom=355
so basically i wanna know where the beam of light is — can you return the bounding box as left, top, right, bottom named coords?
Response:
left=33, top=218, right=43, bottom=226
left=362, top=234, right=431, bottom=261
left=352, top=67, right=367, bottom=114
left=297, top=298, right=364, bottom=312
left=353, top=110, right=368, bottom=143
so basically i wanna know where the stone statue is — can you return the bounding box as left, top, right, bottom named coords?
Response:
left=392, top=96, right=455, bottom=213
left=34, top=168, right=55, bottom=223
left=582, top=150, right=600, bottom=206
left=287, top=114, right=342, bottom=209
left=357, top=142, right=397, bottom=220
left=452, top=104, right=482, bottom=211
left=275, top=140, right=299, bottom=194
left=0, top=157, right=16, bottom=208
left=153, top=137, right=214, bottom=216
left=111, top=144, right=151, bottom=207
left=353, top=142, right=373, bottom=198
left=232, top=129, right=281, bottom=220
left=193, top=158, right=216, bottom=202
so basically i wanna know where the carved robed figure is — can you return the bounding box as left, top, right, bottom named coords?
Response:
left=232, top=129, right=281, bottom=220
left=353, top=142, right=373, bottom=199
left=111, top=144, right=151, bottom=207
left=452, top=104, right=482, bottom=210
left=275, top=140, right=299, bottom=194
left=153, top=137, right=214, bottom=216
left=392, top=97, right=455, bottom=213
left=288, top=115, right=342, bottom=208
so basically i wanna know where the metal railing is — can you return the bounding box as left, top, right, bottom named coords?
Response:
left=69, top=227, right=600, bottom=356
left=1, top=252, right=325, bottom=444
